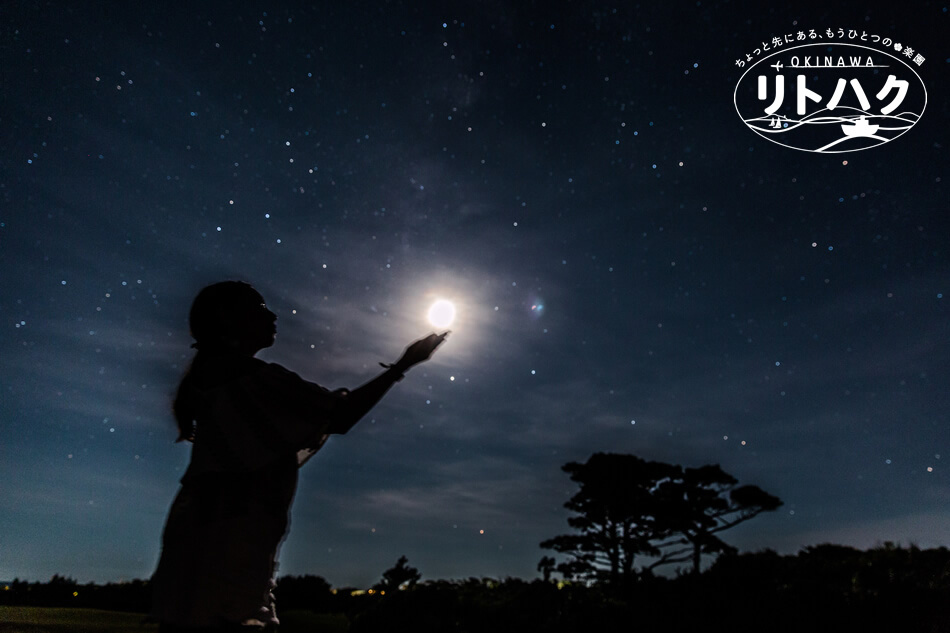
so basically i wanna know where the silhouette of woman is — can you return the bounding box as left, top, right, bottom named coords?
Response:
left=151, top=281, right=446, bottom=631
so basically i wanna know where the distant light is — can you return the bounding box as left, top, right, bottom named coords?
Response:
left=427, top=299, right=456, bottom=328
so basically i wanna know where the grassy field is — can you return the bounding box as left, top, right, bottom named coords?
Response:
left=0, top=607, right=348, bottom=633
left=0, top=607, right=157, bottom=633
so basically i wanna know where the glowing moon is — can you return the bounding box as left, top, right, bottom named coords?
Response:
left=427, top=299, right=456, bottom=328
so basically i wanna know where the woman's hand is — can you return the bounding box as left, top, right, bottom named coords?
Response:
left=394, top=332, right=449, bottom=371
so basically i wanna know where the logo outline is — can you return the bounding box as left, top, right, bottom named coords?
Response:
left=734, top=42, right=927, bottom=154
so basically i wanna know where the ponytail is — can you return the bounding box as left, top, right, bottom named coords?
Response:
left=173, top=368, right=198, bottom=442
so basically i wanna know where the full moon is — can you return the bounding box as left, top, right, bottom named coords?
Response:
left=427, top=299, right=456, bottom=328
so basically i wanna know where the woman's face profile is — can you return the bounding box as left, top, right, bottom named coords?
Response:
left=234, top=291, right=278, bottom=354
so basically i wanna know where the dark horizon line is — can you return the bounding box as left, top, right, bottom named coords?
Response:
left=5, top=539, right=948, bottom=587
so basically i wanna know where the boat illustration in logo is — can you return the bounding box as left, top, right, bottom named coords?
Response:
left=841, top=115, right=879, bottom=137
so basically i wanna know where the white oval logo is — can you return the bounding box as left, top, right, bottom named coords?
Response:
left=734, top=43, right=927, bottom=153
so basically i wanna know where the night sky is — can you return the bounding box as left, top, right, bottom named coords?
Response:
left=1, top=2, right=947, bottom=588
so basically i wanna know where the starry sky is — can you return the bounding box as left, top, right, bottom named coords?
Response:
left=1, top=2, right=947, bottom=588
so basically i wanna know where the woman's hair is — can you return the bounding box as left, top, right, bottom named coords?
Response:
left=173, top=281, right=259, bottom=442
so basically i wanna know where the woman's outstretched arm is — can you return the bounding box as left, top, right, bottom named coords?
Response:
left=327, top=332, right=447, bottom=433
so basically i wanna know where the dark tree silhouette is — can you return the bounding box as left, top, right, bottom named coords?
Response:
left=375, top=555, right=422, bottom=592
left=541, top=454, right=783, bottom=582
left=539, top=453, right=680, bottom=584
left=537, top=556, right=556, bottom=582
left=652, top=464, right=783, bottom=574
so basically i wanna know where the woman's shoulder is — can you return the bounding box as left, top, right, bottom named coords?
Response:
left=253, top=359, right=297, bottom=378
left=248, top=359, right=318, bottom=389
left=246, top=361, right=338, bottom=402
left=190, top=353, right=269, bottom=389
